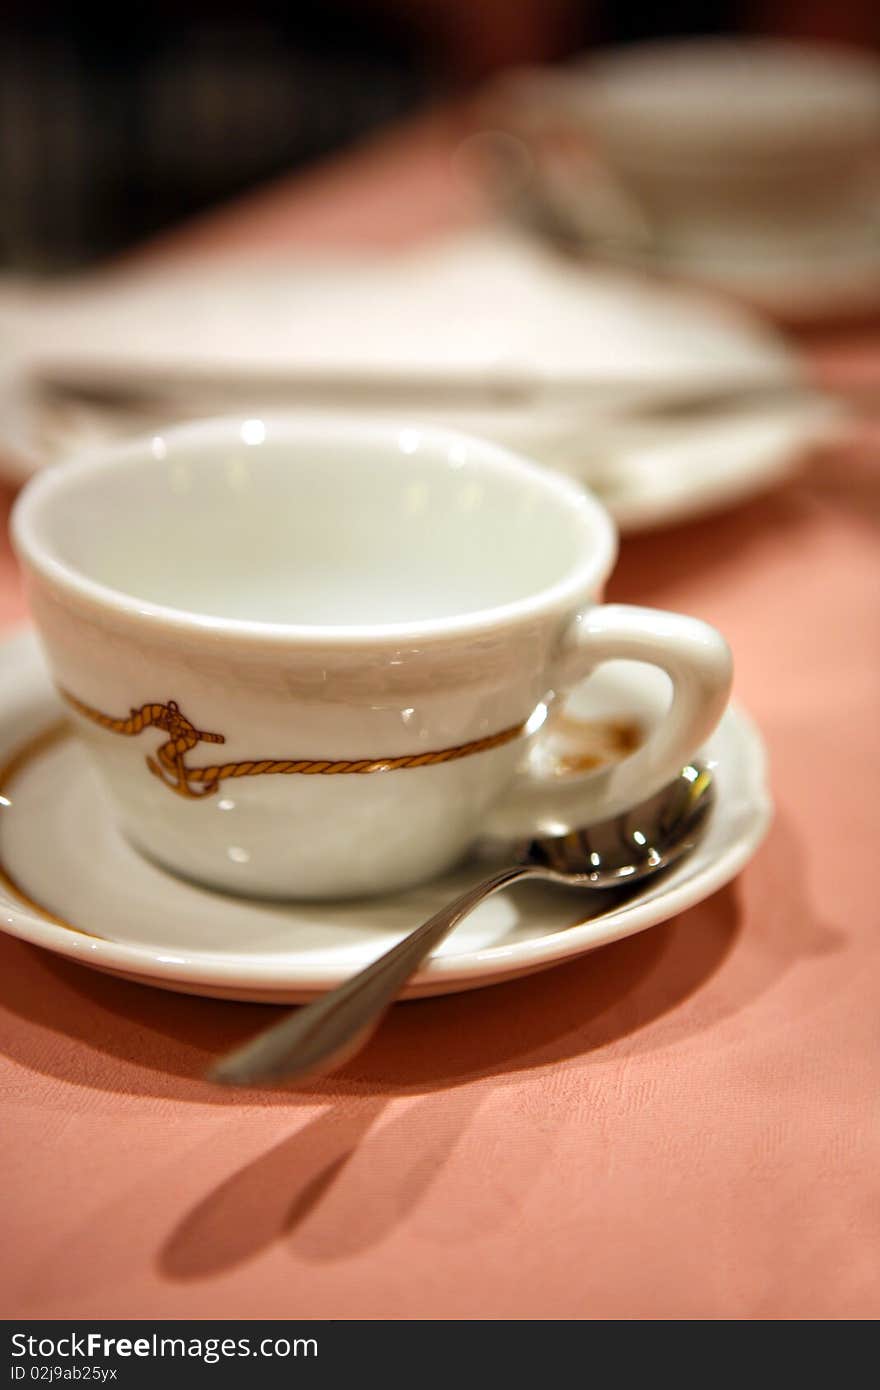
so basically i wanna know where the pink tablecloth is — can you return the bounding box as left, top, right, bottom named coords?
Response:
left=1, top=115, right=879, bottom=1321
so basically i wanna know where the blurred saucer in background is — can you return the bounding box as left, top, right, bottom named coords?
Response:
left=486, top=39, right=880, bottom=322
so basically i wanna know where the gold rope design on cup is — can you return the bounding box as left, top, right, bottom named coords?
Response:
left=60, top=691, right=226, bottom=799
left=59, top=689, right=527, bottom=799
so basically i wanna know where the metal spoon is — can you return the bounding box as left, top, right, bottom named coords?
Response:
left=209, top=762, right=713, bottom=1088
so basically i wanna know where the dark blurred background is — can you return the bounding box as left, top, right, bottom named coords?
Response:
left=1, top=0, right=878, bottom=270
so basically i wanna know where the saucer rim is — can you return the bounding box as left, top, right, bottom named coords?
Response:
left=0, top=626, right=773, bottom=1000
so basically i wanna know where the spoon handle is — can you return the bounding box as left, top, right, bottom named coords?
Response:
left=209, top=864, right=537, bottom=1087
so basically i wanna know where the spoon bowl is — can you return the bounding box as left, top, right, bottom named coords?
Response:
left=210, top=762, right=713, bottom=1087
left=507, top=759, right=712, bottom=884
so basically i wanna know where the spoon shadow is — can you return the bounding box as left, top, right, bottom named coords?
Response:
left=159, top=1085, right=488, bottom=1279
left=157, top=811, right=843, bottom=1280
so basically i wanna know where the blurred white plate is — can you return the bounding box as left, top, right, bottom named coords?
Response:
left=0, top=230, right=839, bottom=529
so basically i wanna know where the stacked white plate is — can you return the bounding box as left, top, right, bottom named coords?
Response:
left=0, top=228, right=839, bottom=530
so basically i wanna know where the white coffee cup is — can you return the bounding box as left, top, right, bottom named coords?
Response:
left=12, top=415, right=731, bottom=900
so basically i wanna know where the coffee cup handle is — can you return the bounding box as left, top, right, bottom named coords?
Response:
left=496, top=604, right=732, bottom=837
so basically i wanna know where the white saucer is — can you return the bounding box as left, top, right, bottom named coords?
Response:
left=0, top=628, right=772, bottom=1003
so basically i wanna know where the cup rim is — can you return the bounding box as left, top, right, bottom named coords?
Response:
left=12, top=413, right=618, bottom=647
